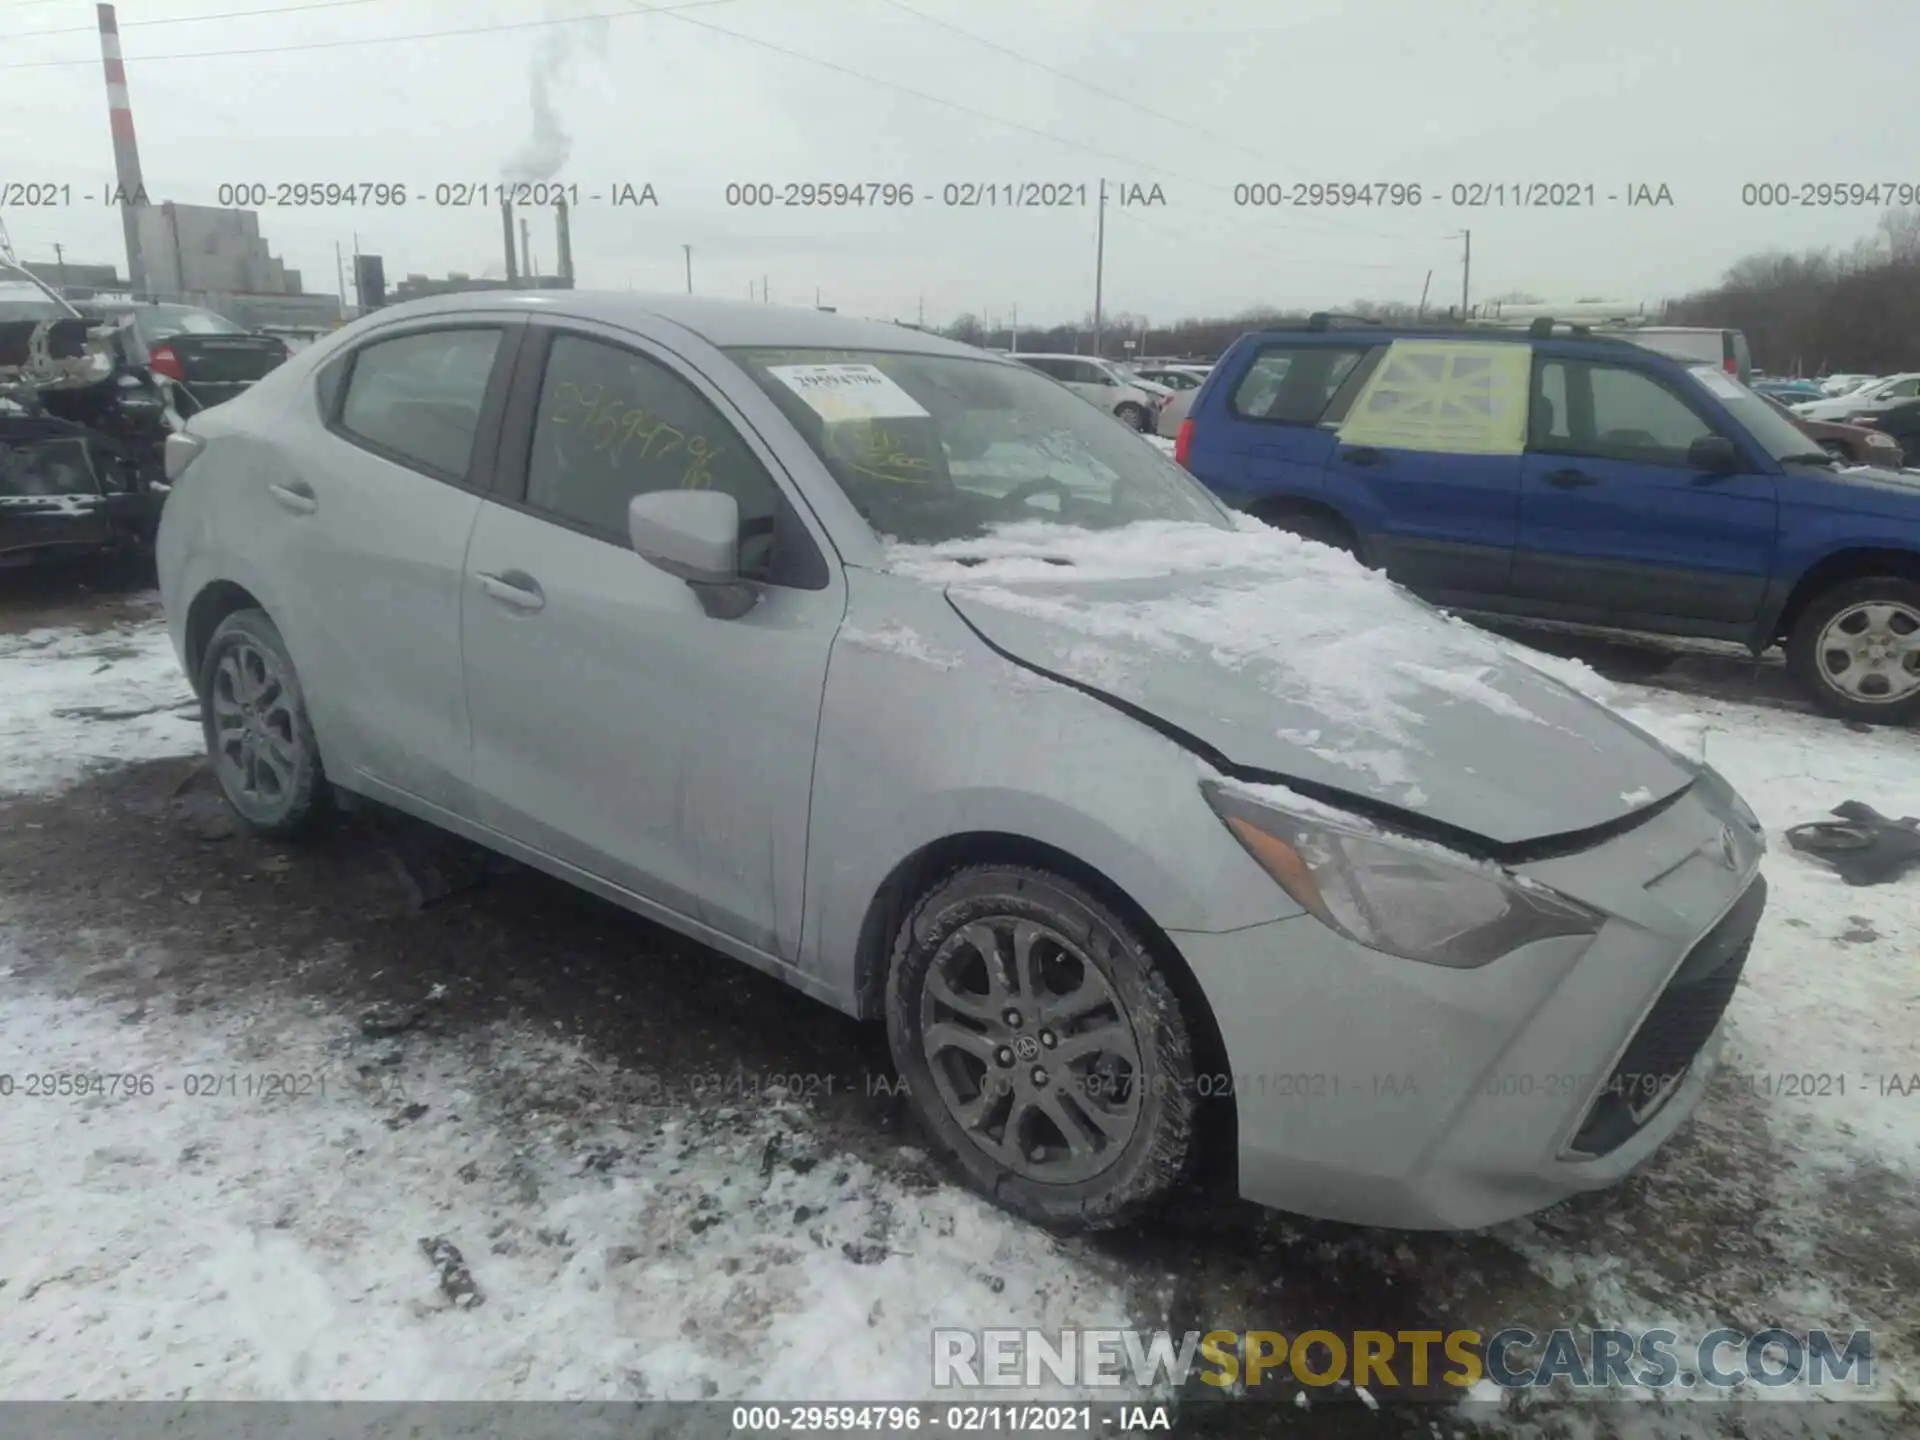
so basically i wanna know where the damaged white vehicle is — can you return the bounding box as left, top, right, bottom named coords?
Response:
left=0, top=259, right=180, bottom=568
left=157, top=294, right=1768, bottom=1231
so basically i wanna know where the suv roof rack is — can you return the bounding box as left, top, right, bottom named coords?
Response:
left=1305, top=311, right=1385, bottom=331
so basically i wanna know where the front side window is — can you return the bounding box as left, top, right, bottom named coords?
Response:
left=728, top=346, right=1227, bottom=546
left=1229, top=344, right=1367, bottom=425
left=526, top=335, right=787, bottom=580
left=1531, top=359, right=1715, bottom=466
left=337, top=328, right=502, bottom=479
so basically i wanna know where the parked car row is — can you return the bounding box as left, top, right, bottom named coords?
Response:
left=155, top=290, right=1767, bottom=1235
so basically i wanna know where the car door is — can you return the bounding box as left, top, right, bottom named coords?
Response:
left=1185, top=339, right=1374, bottom=511
left=278, top=318, right=518, bottom=817
left=460, top=321, right=843, bottom=961
left=1058, top=359, right=1111, bottom=406
left=1510, top=354, right=1778, bottom=624
left=1320, top=339, right=1528, bottom=595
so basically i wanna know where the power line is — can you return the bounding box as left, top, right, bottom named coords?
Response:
left=870, top=0, right=1275, bottom=166
left=5, top=0, right=395, bottom=41
left=623, top=0, right=1416, bottom=246
left=0, top=0, right=741, bottom=69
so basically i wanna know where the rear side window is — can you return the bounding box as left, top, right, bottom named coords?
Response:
left=524, top=335, right=792, bottom=583
left=337, top=328, right=502, bottom=479
left=1229, top=344, right=1368, bottom=425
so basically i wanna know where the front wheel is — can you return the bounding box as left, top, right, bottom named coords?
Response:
left=198, top=608, right=331, bottom=836
left=1114, top=402, right=1149, bottom=432
left=885, top=865, right=1197, bottom=1229
left=1820, top=440, right=1854, bottom=462
left=1786, top=577, right=1920, bottom=724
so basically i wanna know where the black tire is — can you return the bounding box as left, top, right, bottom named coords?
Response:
left=1786, top=576, right=1920, bottom=725
left=1820, top=440, right=1854, bottom=462
left=1114, top=402, right=1149, bottom=432
left=885, top=864, right=1197, bottom=1229
left=197, top=608, right=331, bottom=836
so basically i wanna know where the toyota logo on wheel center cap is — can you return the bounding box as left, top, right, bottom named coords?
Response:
left=1014, top=1035, right=1040, bottom=1060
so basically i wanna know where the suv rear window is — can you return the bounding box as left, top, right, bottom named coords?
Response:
left=1229, top=344, right=1370, bottom=425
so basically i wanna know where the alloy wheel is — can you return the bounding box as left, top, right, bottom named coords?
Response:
left=209, top=640, right=303, bottom=808
left=918, top=915, right=1142, bottom=1185
left=1814, top=601, right=1920, bottom=704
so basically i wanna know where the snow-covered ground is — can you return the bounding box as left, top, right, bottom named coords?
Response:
left=0, top=588, right=1916, bottom=1428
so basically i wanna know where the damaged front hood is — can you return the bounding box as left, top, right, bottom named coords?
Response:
left=895, top=520, right=1694, bottom=847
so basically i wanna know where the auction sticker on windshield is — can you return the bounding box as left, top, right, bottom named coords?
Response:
left=768, top=363, right=930, bottom=422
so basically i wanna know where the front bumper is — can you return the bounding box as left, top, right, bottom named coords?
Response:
left=1173, top=787, right=1766, bottom=1230
left=0, top=490, right=164, bottom=567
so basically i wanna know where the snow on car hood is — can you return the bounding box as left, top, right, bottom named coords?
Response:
left=886, top=518, right=1694, bottom=847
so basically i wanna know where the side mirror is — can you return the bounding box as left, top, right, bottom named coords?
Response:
left=1687, top=435, right=1741, bottom=475
left=627, top=490, right=757, bottom=619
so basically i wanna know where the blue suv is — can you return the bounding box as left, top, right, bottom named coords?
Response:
left=1176, top=315, right=1920, bottom=724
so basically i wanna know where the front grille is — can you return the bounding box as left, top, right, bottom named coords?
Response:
left=1568, top=875, right=1767, bottom=1157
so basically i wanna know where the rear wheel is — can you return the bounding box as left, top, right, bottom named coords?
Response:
left=885, top=865, right=1197, bottom=1229
left=1254, top=506, right=1359, bottom=558
left=1786, top=577, right=1920, bottom=724
left=198, top=608, right=331, bottom=836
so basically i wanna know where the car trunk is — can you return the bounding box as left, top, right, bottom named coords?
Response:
left=161, top=333, right=287, bottom=403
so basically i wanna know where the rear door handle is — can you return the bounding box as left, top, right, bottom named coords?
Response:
left=1542, top=468, right=1600, bottom=489
left=1341, top=447, right=1387, bottom=467
left=267, top=480, right=317, bottom=514
left=476, top=570, right=545, bottom=612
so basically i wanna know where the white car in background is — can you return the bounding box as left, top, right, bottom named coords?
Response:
left=1010, top=353, right=1167, bottom=432
left=1795, top=372, right=1920, bottom=421
left=1819, top=372, right=1878, bottom=397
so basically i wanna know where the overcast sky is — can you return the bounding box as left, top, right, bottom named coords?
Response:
left=4, top=0, right=1916, bottom=326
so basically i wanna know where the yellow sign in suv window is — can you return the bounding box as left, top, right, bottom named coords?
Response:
left=1336, top=340, right=1532, bottom=455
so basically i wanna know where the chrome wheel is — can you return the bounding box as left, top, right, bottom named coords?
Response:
left=209, top=640, right=302, bottom=807
left=1814, top=601, right=1920, bottom=705
left=918, top=915, right=1141, bottom=1185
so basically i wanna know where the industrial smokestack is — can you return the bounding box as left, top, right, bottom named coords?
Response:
left=519, top=216, right=533, bottom=279
left=500, top=199, right=519, bottom=287
left=554, top=200, right=574, bottom=285
left=96, top=4, right=149, bottom=298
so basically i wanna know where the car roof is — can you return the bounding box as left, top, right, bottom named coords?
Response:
left=359, top=290, right=995, bottom=360
left=1010, top=351, right=1103, bottom=361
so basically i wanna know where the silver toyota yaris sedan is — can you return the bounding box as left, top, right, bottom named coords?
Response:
left=156, top=292, right=1767, bottom=1231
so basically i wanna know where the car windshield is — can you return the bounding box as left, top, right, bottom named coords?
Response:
left=0, top=278, right=77, bottom=323
left=727, top=346, right=1230, bottom=545
left=138, top=306, right=247, bottom=338
left=1689, top=365, right=1829, bottom=463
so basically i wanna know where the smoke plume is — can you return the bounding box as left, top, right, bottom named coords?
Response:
left=500, top=10, right=608, bottom=185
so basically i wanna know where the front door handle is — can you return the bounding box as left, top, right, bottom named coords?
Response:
left=1341, top=447, right=1387, bottom=467
left=1542, top=468, right=1600, bottom=489
left=476, top=570, right=545, bottom=612
left=267, top=480, right=317, bottom=514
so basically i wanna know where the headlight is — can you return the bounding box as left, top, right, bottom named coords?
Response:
left=1203, top=783, right=1603, bottom=968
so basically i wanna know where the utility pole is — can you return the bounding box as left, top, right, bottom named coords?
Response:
left=1459, top=229, right=1472, bottom=317
left=335, top=240, right=346, bottom=308
left=1418, top=267, right=1432, bottom=319
left=816, top=285, right=822, bottom=307
left=1092, top=178, right=1108, bottom=358
left=1011, top=300, right=1019, bottom=353
left=917, top=294, right=924, bottom=328
left=53, top=243, right=68, bottom=296
left=682, top=244, right=692, bottom=294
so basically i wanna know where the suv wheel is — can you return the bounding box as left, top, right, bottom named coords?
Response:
left=1114, top=401, right=1149, bottom=432
left=1787, top=577, right=1920, bottom=723
left=1820, top=440, right=1854, bottom=462
left=198, top=608, right=331, bottom=836
left=885, top=865, right=1197, bottom=1229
